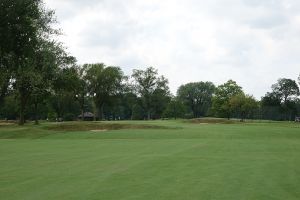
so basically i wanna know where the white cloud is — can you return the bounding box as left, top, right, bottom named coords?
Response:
left=45, top=0, right=300, bottom=98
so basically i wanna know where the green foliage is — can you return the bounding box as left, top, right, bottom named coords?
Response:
left=0, top=0, right=66, bottom=125
left=85, top=63, right=124, bottom=120
left=0, top=0, right=299, bottom=123
left=47, top=111, right=57, bottom=121
left=131, top=104, right=144, bottom=120
left=229, top=94, right=258, bottom=120
left=0, top=95, right=18, bottom=120
left=132, top=67, right=170, bottom=119
left=49, top=66, right=81, bottom=120
left=262, top=78, right=300, bottom=121
left=212, top=80, right=244, bottom=119
left=271, top=78, right=299, bottom=103
left=163, top=97, right=186, bottom=119
left=177, top=82, right=215, bottom=117
left=63, top=113, right=76, bottom=121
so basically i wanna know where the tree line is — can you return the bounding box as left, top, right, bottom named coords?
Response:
left=1, top=0, right=300, bottom=125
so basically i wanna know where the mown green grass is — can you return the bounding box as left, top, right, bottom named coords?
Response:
left=1, top=120, right=300, bottom=199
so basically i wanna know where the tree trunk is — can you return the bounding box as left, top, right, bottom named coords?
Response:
left=130, top=107, right=133, bottom=120
left=80, top=95, right=84, bottom=121
left=19, top=96, right=27, bottom=125
left=34, top=102, right=39, bottom=125
left=81, top=109, right=84, bottom=121
left=174, top=105, right=177, bottom=120
left=0, top=77, right=9, bottom=106
left=147, top=110, right=151, bottom=120
left=193, top=110, right=197, bottom=119
left=98, top=104, right=104, bottom=121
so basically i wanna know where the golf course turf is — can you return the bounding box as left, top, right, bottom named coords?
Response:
left=1, top=120, right=300, bottom=199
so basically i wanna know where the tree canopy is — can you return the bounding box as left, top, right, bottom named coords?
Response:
left=1, top=0, right=300, bottom=123
left=132, top=67, right=170, bottom=120
left=177, top=82, right=215, bottom=118
left=212, top=80, right=244, bottom=119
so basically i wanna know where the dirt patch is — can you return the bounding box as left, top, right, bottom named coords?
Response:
left=90, top=129, right=108, bottom=132
left=0, top=121, right=15, bottom=126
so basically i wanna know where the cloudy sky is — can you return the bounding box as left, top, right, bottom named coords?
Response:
left=45, top=0, right=300, bottom=98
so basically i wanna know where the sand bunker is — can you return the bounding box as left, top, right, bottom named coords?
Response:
left=90, top=129, right=108, bottom=132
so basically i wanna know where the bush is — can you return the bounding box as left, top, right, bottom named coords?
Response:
left=63, top=113, right=76, bottom=121
left=47, top=112, right=57, bottom=121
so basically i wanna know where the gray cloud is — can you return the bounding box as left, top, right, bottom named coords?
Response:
left=45, top=0, right=300, bottom=98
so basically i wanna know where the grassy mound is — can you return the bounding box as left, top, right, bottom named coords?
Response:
left=44, top=121, right=170, bottom=131
left=0, top=121, right=16, bottom=126
left=187, top=118, right=236, bottom=124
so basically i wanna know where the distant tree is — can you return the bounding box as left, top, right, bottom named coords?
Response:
left=132, top=67, right=170, bottom=120
left=85, top=63, right=124, bottom=120
left=75, top=66, right=88, bottom=121
left=0, top=0, right=16, bottom=105
left=117, top=81, right=139, bottom=120
left=177, top=82, right=215, bottom=118
left=261, top=78, right=300, bottom=121
left=163, top=97, right=186, bottom=119
left=131, top=103, right=144, bottom=120
left=29, top=41, right=75, bottom=124
left=272, top=78, right=299, bottom=120
left=212, top=80, right=244, bottom=119
left=50, top=64, right=80, bottom=121
left=272, top=78, right=299, bottom=104
left=151, top=86, right=171, bottom=119
left=261, top=92, right=281, bottom=107
left=229, top=94, right=258, bottom=121
left=0, top=64, right=11, bottom=106
left=0, top=94, right=18, bottom=120
left=296, top=99, right=300, bottom=116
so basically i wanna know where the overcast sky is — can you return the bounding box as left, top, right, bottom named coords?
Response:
left=45, top=0, right=300, bottom=98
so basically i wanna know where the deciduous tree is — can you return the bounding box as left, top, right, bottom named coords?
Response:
left=271, top=78, right=299, bottom=104
left=131, top=67, right=170, bottom=120
left=177, top=82, right=215, bottom=118
left=85, top=63, right=124, bottom=120
left=229, top=94, right=258, bottom=121
left=212, top=80, right=243, bottom=119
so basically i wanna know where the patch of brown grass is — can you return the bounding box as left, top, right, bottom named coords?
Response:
left=0, top=121, right=16, bottom=126
left=45, top=122, right=170, bottom=132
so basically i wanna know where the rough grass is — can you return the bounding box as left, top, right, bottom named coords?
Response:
left=187, top=117, right=293, bottom=124
left=1, top=120, right=300, bottom=200
left=44, top=121, right=171, bottom=131
left=187, top=117, right=237, bottom=124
